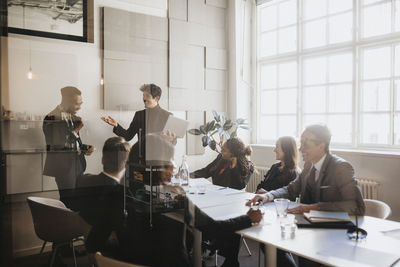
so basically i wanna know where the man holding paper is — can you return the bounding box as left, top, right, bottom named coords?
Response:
left=247, top=124, right=365, bottom=216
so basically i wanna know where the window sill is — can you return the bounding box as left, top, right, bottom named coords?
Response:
left=250, top=144, right=400, bottom=159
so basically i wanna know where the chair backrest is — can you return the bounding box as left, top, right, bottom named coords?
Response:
left=95, top=252, right=147, bottom=267
left=27, top=196, right=88, bottom=243
left=364, top=199, right=392, bottom=219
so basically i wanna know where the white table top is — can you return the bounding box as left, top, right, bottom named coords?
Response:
left=238, top=202, right=400, bottom=267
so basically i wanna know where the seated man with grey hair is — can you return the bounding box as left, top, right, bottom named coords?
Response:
left=248, top=124, right=365, bottom=215
left=247, top=124, right=365, bottom=267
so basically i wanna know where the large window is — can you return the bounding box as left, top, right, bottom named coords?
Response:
left=257, top=0, right=400, bottom=150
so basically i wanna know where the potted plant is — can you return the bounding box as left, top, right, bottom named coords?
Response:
left=188, top=110, right=250, bottom=152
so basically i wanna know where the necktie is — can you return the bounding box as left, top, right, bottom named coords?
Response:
left=309, top=166, right=316, bottom=182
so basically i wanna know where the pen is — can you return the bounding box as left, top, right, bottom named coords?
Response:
left=218, top=187, right=227, bottom=190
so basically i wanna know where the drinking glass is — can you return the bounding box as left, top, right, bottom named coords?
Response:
left=274, top=198, right=290, bottom=217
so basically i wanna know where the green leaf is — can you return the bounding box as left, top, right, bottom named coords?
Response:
left=199, top=125, right=206, bottom=135
left=239, top=125, right=251, bottom=130
left=230, top=131, right=237, bottom=138
left=212, top=110, right=220, bottom=121
left=205, top=120, right=215, bottom=132
left=209, top=140, right=217, bottom=150
left=202, top=136, right=210, bottom=147
left=188, top=129, right=202, bottom=135
left=223, top=120, right=233, bottom=131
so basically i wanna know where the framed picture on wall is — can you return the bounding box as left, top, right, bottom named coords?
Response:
left=3, top=0, right=93, bottom=42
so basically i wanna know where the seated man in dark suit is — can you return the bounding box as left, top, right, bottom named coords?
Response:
left=75, top=136, right=130, bottom=257
left=248, top=124, right=365, bottom=267
left=248, top=124, right=365, bottom=215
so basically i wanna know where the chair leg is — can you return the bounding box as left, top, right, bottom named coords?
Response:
left=71, top=240, right=77, bottom=267
left=40, top=241, right=47, bottom=255
left=241, top=236, right=252, bottom=256
left=49, top=245, right=59, bottom=267
left=215, top=249, right=218, bottom=266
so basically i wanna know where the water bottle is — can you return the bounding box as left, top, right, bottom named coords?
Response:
left=178, top=155, right=189, bottom=186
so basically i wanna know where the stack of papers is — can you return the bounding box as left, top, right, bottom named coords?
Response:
left=304, top=210, right=351, bottom=223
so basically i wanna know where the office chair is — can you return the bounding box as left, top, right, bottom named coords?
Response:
left=364, top=199, right=392, bottom=219
left=27, top=196, right=89, bottom=267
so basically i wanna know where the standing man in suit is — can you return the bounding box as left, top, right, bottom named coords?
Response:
left=101, top=83, right=175, bottom=164
left=248, top=124, right=365, bottom=215
left=43, top=86, right=93, bottom=208
left=75, top=136, right=130, bottom=258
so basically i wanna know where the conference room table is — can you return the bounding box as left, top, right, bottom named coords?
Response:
left=178, top=178, right=400, bottom=267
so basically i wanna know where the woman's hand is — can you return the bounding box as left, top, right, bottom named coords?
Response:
left=101, top=116, right=118, bottom=127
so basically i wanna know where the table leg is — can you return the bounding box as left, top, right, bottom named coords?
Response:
left=265, top=244, right=277, bottom=267
left=193, top=228, right=202, bottom=267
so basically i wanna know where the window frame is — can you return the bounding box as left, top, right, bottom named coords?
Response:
left=256, top=0, right=400, bottom=152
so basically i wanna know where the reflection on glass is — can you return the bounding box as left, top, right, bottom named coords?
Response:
left=260, top=31, right=277, bottom=57
left=328, top=114, right=352, bottom=143
left=328, top=0, right=352, bottom=14
left=278, top=115, right=297, bottom=137
left=278, top=89, right=297, bottom=114
left=261, top=90, right=277, bottom=114
left=329, top=13, right=352, bottom=44
left=279, top=61, right=297, bottom=87
left=304, top=0, right=327, bottom=20
left=260, top=5, right=277, bottom=32
left=260, top=64, right=277, bottom=89
left=362, top=3, right=391, bottom=38
left=304, top=19, right=327, bottom=49
left=362, top=46, right=391, bottom=79
left=259, top=116, right=277, bottom=140
left=304, top=57, right=327, bottom=85
left=361, top=113, right=390, bottom=144
left=279, top=0, right=297, bottom=27
left=328, top=85, right=352, bottom=113
left=278, top=26, right=297, bottom=54
left=304, top=86, right=326, bottom=113
left=362, top=80, right=390, bottom=111
left=328, top=53, right=352, bottom=82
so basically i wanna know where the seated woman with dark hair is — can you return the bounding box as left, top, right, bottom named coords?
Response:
left=256, top=136, right=300, bottom=194
left=191, top=137, right=253, bottom=190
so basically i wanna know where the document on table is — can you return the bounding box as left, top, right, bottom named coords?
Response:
left=304, top=210, right=351, bottom=223
left=188, top=178, right=212, bottom=186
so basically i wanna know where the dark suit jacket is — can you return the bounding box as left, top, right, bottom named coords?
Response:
left=256, top=162, right=299, bottom=192
left=42, top=106, right=86, bottom=182
left=269, top=153, right=365, bottom=215
left=75, top=173, right=126, bottom=253
left=113, top=105, right=171, bottom=164
left=192, top=154, right=250, bottom=190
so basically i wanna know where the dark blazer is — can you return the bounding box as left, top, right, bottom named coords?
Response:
left=256, top=162, right=299, bottom=192
left=270, top=153, right=365, bottom=215
left=75, top=173, right=125, bottom=253
left=192, top=154, right=250, bottom=190
left=113, top=105, right=171, bottom=164
left=42, top=106, right=86, bottom=182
